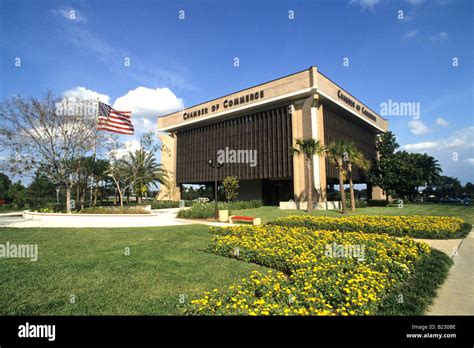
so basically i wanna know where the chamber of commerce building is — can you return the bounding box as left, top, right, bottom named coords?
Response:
left=157, top=66, right=387, bottom=207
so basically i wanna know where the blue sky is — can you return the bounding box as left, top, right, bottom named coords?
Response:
left=0, top=0, right=473, bottom=183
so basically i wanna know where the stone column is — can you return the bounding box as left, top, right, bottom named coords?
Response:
left=158, top=132, right=181, bottom=200
left=310, top=94, right=327, bottom=202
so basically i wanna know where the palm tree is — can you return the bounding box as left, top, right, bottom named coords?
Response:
left=418, top=153, right=442, bottom=187
left=344, top=143, right=370, bottom=212
left=326, top=140, right=350, bottom=214
left=120, top=149, right=167, bottom=204
left=290, top=138, right=326, bottom=212
left=411, top=153, right=442, bottom=201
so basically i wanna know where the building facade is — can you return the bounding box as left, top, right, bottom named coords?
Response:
left=157, top=66, right=387, bottom=205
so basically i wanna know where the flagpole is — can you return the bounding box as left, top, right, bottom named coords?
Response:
left=90, top=98, right=99, bottom=207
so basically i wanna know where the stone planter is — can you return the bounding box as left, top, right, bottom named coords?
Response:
left=218, top=209, right=229, bottom=222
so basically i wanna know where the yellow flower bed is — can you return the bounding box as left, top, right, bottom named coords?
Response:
left=269, top=215, right=467, bottom=239
left=187, top=225, right=431, bottom=316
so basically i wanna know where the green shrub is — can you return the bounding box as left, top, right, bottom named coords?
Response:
left=228, top=200, right=262, bottom=210
left=377, top=249, right=453, bottom=315
left=176, top=200, right=263, bottom=219
left=367, top=199, right=388, bottom=207
left=0, top=204, right=14, bottom=212
left=355, top=199, right=367, bottom=208
left=79, top=206, right=150, bottom=214
left=177, top=202, right=225, bottom=219
left=150, top=200, right=193, bottom=209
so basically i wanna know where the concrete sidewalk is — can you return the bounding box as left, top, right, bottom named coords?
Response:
left=426, top=231, right=474, bottom=315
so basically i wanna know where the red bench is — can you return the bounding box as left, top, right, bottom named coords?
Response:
left=229, top=215, right=261, bottom=225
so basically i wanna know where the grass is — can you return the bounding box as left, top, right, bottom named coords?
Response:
left=232, top=204, right=474, bottom=225
left=0, top=225, right=268, bottom=315
left=0, top=203, right=469, bottom=316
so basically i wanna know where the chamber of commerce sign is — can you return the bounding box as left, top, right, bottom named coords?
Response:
left=336, top=89, right=377, bottom=122
left=183, top=90, right=265, bottom=120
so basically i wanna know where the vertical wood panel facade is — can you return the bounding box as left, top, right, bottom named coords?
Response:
left=176, top=105, right=293, bottom=184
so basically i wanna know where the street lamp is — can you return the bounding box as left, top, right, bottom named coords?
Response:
left=208, top=159, right=224, bottom=219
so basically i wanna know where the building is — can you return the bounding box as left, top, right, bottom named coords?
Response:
left=157, top=66, right=387, bottom=206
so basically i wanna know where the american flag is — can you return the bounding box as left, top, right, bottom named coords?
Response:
left=97, top=101, right=134, bottom=135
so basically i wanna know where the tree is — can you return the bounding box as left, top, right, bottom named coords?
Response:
left=222, top=176, right=239, bottom=202
left=382, top=152, right=443, bottom=202
left=8, top=181, right=26, bottom=208
left=108, top=148, right=167, bottom=208
left=327, top=140, right=350, bottom=214
left=290, top=138, right=326, bottom=212
left=431, top=176, right=462, bottom=199
left=465, top=182, right=474, bottom=196
left=0, top=93, right=102, bottom=212
left=392, top=151, right=424, bottom=201
left=27, top=171, right=57, bottom=208
left=417, top=153, right=442, bottom=188
left=368, top=131, right=400, bottom=203
left=121, top=149, right=167, bottom=204
left=0, top=173, right=12, bottom=201
left=344, top=143, right=370, bottom=212
left=90, top=159, right=110, bottom=206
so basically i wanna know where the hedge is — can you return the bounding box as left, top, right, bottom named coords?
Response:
left=267, top=215, right=471, bottom=239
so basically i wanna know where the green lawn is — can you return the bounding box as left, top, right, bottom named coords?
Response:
left=0, top=225, right=267, bottom=315
left=232, top=204, right=474, bottom=225
left=1, top=203, right=471, bottom=316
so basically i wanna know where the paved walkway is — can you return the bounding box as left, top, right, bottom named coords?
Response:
left=414, top=238, right=463, bottom=257
left=425, top=231, right=474, bottom=315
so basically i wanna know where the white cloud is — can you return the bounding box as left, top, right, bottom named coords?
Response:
left=60, top=86, right=183, bottom=133
left=402, top=127, right=474, bottom=183
left=113, top=87, right=183, bottom=132
left=403, top=141, right=438, bottom=151
left=349, top=0, right=382, bottom=11
left=431, top=32, right=448, bottom=41
left=403, top=29, right=419, bottom=40
left=62, top=86, right=110, bottom=104
left=408, top=120, right=430, bottom=135
left=114, top=87, right=183, bottom=118
left=435, top=117, right=449, bottom=127
left=112, top=139, right=141, bottom=159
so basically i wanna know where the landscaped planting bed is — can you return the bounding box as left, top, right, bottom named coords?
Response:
left=186, top=224, right=452, bottom=316
left=34, top=206, right=151, bottom=214
left=268, top=215, right=470, bottom=239
left=177, top=200, right=262, bottom=219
